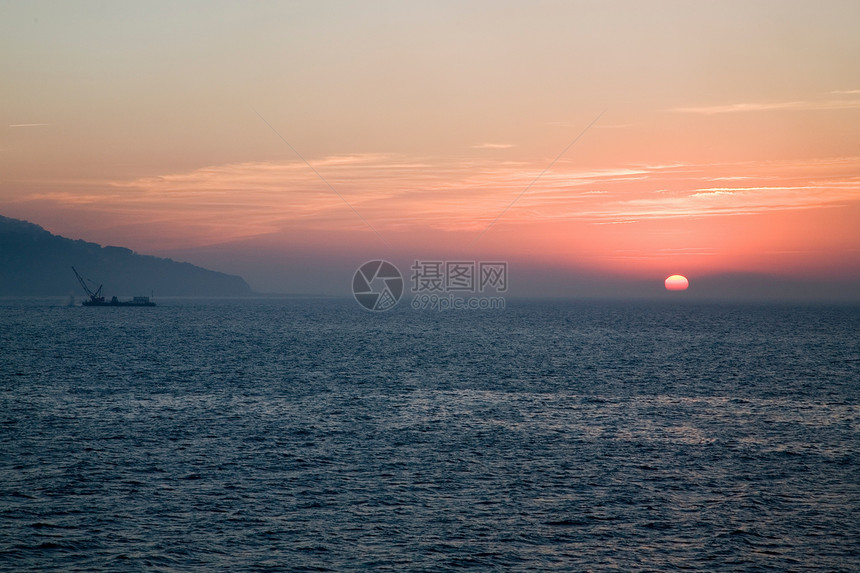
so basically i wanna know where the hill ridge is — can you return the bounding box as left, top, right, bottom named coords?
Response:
left=0, top=214, right=253, bottom=296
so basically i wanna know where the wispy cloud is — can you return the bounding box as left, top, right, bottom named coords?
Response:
left=471, top=143, right=515, bottom=149
left=530, top=179, right=859, bottom=222
left=689, top=186, right=816, bottom=198
left=8, top=155, right=860, bottom=245
left=669, top=99, right=860, bottom=114
left=8, top=123, right=52, bottom=128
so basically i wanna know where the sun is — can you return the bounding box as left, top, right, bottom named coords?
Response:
left=665, top=274, right=689, bottom=291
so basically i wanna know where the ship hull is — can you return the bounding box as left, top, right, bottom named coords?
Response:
left=82, top=300, right=156, bottom=307
left=82, top=296, right=156, bottom=307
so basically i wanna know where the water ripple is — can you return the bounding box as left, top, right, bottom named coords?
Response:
left=1, top=299, right=858, bottom=571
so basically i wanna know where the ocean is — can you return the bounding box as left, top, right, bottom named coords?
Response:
left=1, top=298, right=858, bottom=571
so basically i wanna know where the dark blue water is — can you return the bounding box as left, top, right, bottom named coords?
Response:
left=1, top=299, right=858, bottom=571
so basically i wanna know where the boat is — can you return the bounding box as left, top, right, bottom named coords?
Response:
left=72, top=266, right=156, bottom=307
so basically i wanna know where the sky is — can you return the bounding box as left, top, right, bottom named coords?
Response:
left=2, top=1, right=859, bottom=298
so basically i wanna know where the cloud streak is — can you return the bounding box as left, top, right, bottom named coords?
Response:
left=471, top=143, right=515, bottom=149
left=9, top=154, right=858, bottom=248
left=669, top=99, right=860, bottom=114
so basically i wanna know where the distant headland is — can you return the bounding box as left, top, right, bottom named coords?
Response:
left=0, top=214, right=253, bottom=297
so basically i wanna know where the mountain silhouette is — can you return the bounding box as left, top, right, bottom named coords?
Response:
left=0, top=215, right=252, bottom=297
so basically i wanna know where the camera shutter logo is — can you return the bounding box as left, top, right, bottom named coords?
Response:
left=352, top=260, right=403, bottom=311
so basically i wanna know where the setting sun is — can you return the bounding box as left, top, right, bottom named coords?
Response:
left=665, top=275, right=690, bottom=291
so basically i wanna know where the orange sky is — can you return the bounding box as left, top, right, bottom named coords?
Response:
left=2, top=1, right=859, bottom=295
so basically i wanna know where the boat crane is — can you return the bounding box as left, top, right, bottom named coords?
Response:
left=71, top=266, right=104, bottom=304
left=70, top=266, right=155, bottom=306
